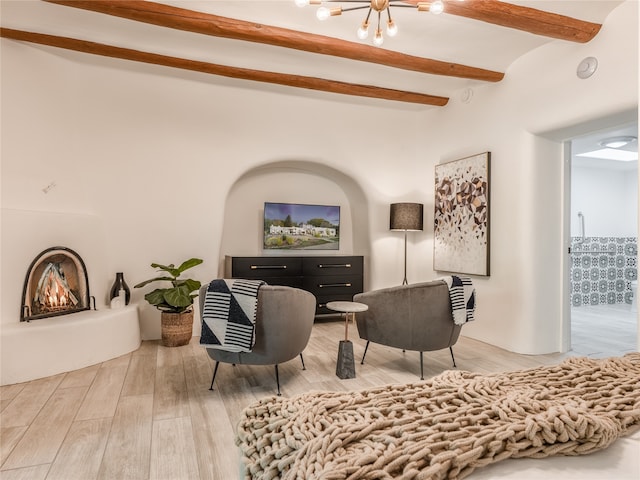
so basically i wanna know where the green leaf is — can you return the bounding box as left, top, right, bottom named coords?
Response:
left=150, top=263, right=180, bottom=278
left=150, top=263, right=175, bottom=271
left=176, top=258, right=203, bottom=274
left=164, top=285, right=192, bottom=308
left=175, top=278, right=201, bottom=293
left=134, top=276, right=174, bottom=289
left=135, top=258, right=203, bottom=311
left=144, top=288, right=167, bottom=307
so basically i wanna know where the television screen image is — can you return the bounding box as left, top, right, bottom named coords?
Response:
left=264, top=202, right=340, bottom=250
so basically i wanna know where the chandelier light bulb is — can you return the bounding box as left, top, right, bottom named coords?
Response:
left=430, top=0, right=444, bottom=14
left=357, top=22, right=370, bottom=39
left=373, top=28, right=384, bottom=46
left=300, top=0, right=451, bottom=42
left=386, top=20, right=398, bottom=37
left=316, top=6, right=330, bottom=20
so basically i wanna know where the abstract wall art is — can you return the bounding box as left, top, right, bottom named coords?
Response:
left=434, top=152, right=490, bottom=276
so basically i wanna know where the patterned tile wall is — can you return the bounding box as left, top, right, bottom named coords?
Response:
left=571, top=237, right=637, bottom=306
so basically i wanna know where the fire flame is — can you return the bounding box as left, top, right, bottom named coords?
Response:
left=35, top=262, right=79, bottom=311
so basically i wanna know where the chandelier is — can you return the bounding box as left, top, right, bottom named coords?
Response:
left=294, top=0, right=453, bottom=47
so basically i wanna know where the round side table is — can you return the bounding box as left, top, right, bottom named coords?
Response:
left=326, top=301, right=368, bottom=379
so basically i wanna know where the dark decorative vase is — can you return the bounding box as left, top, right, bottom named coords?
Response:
left=109, top=272, right=131, bottom=305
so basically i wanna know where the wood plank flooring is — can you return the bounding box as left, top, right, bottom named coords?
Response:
left=1, top=313, right=636, bottom=480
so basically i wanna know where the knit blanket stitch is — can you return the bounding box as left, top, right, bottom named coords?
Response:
left=236, top=353, right=640, bottom=480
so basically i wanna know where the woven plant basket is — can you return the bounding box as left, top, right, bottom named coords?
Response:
left=161, top=311, right=193, bottom=347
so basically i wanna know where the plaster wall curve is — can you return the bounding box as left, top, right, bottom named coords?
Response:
left=218, top=159, right=372, bottom=275
left=187, top=160, right=373, bottom=339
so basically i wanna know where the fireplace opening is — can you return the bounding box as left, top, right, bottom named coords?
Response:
left=21, top=246, right=93, bottom=322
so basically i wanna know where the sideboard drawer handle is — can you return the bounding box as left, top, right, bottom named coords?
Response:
left=318, top=264, right=352, bottom=268
left=250, top=265, right=287, bottom=270
left=318, top=283, right=352, bottom=288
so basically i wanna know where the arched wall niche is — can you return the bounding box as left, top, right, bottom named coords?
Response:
left=218, top=160, right=371, bottom=288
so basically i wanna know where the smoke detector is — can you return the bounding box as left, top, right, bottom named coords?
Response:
left=576, top=57, right=598, bottom=79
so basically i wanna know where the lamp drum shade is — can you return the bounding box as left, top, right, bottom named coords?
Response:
left=390, top=203, right=424, bottom=231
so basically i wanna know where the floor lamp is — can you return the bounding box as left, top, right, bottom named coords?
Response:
left=390, top=203, right=424, bottom=285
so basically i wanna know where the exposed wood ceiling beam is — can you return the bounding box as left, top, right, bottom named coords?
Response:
left=43, top=0, right=504, bottom=83
left=0, top=28, right=449, bottom=106
left=404, top=0, right=601, bottom=43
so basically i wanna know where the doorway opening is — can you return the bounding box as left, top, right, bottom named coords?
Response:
left=568, top=122, right=638, bottom=357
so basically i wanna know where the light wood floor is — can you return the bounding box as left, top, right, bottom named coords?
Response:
left=1, top=312, right=636, bottom=480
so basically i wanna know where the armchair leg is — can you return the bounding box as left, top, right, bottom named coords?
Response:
left=361, top=341, right=370, bottom=365
left=420, top=352, right=424, bottom=381
left=209, top=361, right=220, bottom=391
left=300, top=353, right=306, bottom=370
left=274, top=364, right=281, bottom=396
left=449, top=347, right=457, bottom=368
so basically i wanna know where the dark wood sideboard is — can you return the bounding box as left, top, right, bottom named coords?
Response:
left=224, top=255, right=364, bottom=315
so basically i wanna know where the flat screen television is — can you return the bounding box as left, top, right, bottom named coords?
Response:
left=263, top=202, right=340, bottom=250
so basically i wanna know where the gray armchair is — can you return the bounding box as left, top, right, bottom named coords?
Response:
left=353, top=280, right=462, bottom=380
left=199, top=284, right=316, bottom=395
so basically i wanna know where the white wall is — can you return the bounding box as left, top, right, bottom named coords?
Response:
left=221, top=169, right=355, bottom=259
left=571, top=164, right=638, bottom=237
left=409, top=0, right=638, bottom=353
left=1, top=1, right=638, bottom=354
left=0, top=34, right=423, bottom=340
left=0, top=210, right=111, bottom=324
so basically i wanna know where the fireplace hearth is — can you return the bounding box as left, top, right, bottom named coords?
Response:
left=20, top=246, right=94, bottom=322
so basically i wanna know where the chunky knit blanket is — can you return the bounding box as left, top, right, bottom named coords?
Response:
left=236, top=353, right=640, bottom=480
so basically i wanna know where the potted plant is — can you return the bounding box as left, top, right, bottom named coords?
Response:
left=134, top=257, right=203, bottom=347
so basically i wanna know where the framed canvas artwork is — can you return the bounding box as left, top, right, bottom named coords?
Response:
left=434, top=152, right=490, bottom=276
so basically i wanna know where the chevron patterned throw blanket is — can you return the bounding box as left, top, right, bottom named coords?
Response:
left=236, top=353, right=640, bottom=480
left=443, top=275, right=476, bottom=325
left=200, top=279, right=265, bottom=352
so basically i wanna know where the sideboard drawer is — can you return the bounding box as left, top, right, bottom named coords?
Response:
left=302, top=275, right=363, bottom=297
left=227, top=256, right=302, bottom=278
left=302, top=256, right=363, bottom=277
